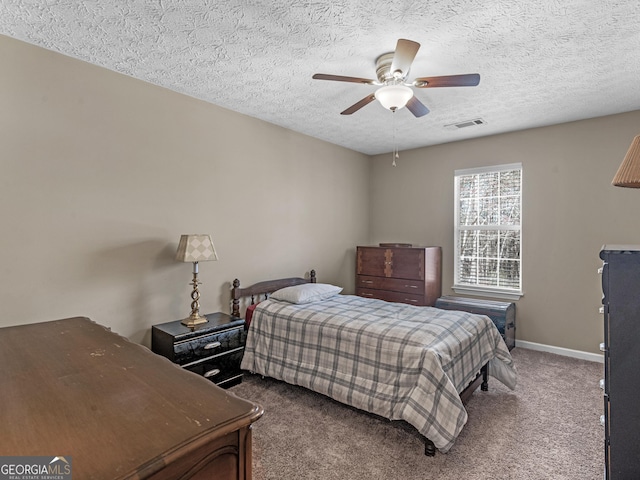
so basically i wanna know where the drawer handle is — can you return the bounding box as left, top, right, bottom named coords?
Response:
left=599, top=342, right=606, bottom=352
left=362, top=293, right=374, bottom=297
left=404, top=285, right=418, bottom=289
left=405, top=299, right=418, bottom=303
left=361, top=280, right=373, bottom=284
left=204, top=341, right=222, bottom=350
left=204, top=368, right=221, bottom=378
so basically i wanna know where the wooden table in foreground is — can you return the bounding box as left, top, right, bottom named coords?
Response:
left=0, top=317, right=263, bottom=480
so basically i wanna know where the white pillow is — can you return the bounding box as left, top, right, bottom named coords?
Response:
left=270, top=283, right=342, bottom=304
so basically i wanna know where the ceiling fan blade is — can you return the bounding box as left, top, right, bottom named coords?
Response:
left=413, top=73, right=480, bottom=88
left=340, top=94, right=377, bottom=115
left=312, top=73, right=377, bottom=85
left=390, top=39, right=420, bottom=79
left=406, top=96, right=430, bottom=118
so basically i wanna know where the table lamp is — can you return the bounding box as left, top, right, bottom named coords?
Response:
left=176, top=234, right=218, bottom=327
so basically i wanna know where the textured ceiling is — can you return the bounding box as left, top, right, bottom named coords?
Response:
left=1, top=1, right=640, bottom=155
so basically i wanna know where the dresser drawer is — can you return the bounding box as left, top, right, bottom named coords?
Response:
left=173, top=327, right=246, bottom=365
left=356, top=287, right=425, bottom=305
left=184, top=348, right=245, bottom=386
left=357, top=275, right=424, bottom=295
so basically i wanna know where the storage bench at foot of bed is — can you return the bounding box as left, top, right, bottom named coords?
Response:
left=435, top=296, right=515, bottom=350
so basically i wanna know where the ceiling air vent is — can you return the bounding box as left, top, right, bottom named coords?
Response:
left=445, top=118, right=487, bottom=130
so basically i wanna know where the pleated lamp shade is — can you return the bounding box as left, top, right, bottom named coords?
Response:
left=612, top=135, right=640, bottom=188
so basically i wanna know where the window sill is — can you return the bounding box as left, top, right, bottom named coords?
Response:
left=451, top=285, right=523, bottom=301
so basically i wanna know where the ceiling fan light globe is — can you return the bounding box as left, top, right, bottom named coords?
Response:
left=375, top=85, right=413, bottom=111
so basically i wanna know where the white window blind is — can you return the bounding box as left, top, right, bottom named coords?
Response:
left=454, top=163, right=522, bottom=299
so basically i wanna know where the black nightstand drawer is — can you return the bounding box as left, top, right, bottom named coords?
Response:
left=152, top=312, right=246, bottom=388
left=184, top=348, right=245, bottom=386
left=174, top=327, right=246, bottom=365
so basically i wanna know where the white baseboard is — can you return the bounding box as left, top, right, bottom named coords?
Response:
left=515, top=340, right=604, bottom=363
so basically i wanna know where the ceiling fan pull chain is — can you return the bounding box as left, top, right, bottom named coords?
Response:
left=392, top=110, right=398, bottom=167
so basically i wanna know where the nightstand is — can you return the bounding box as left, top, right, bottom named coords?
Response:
left=152, top=312, right=246, bottom=388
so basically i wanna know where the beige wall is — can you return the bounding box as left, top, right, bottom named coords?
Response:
left=369, top=111, right=640, bottom=354
left=0, top=35, right=370, bottom=345
left=3, top=33, right=640, bottom=355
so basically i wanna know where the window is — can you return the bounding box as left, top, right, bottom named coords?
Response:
left=453, top=163, right=522, bottom=300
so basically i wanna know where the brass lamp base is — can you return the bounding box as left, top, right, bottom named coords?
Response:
left=181, top=312, right=208, bottom=328
left=181, top=262, right=209, bottom=328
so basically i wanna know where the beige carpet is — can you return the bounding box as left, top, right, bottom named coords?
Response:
left=230, top=348, right=603, bottom=480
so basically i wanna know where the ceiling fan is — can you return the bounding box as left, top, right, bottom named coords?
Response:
left=312, top=39, right=480, bottom=118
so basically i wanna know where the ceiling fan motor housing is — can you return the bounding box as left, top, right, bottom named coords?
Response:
left=376, top=52, right=401, bottom=83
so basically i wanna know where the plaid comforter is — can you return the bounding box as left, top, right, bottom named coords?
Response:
left=241, top=294, right=517, bottom=452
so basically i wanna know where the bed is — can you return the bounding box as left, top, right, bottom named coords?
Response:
left=232, top=271, right=516, bottom=455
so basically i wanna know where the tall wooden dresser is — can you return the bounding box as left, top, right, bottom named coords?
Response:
left=356, top=245, right=442, bottom=306
left=600, top=245, right=640, bottom=479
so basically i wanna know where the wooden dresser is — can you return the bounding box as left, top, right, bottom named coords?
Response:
left=0, top=317, right=263, bottom=480
left=356, top=245, right=442, bottom=306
